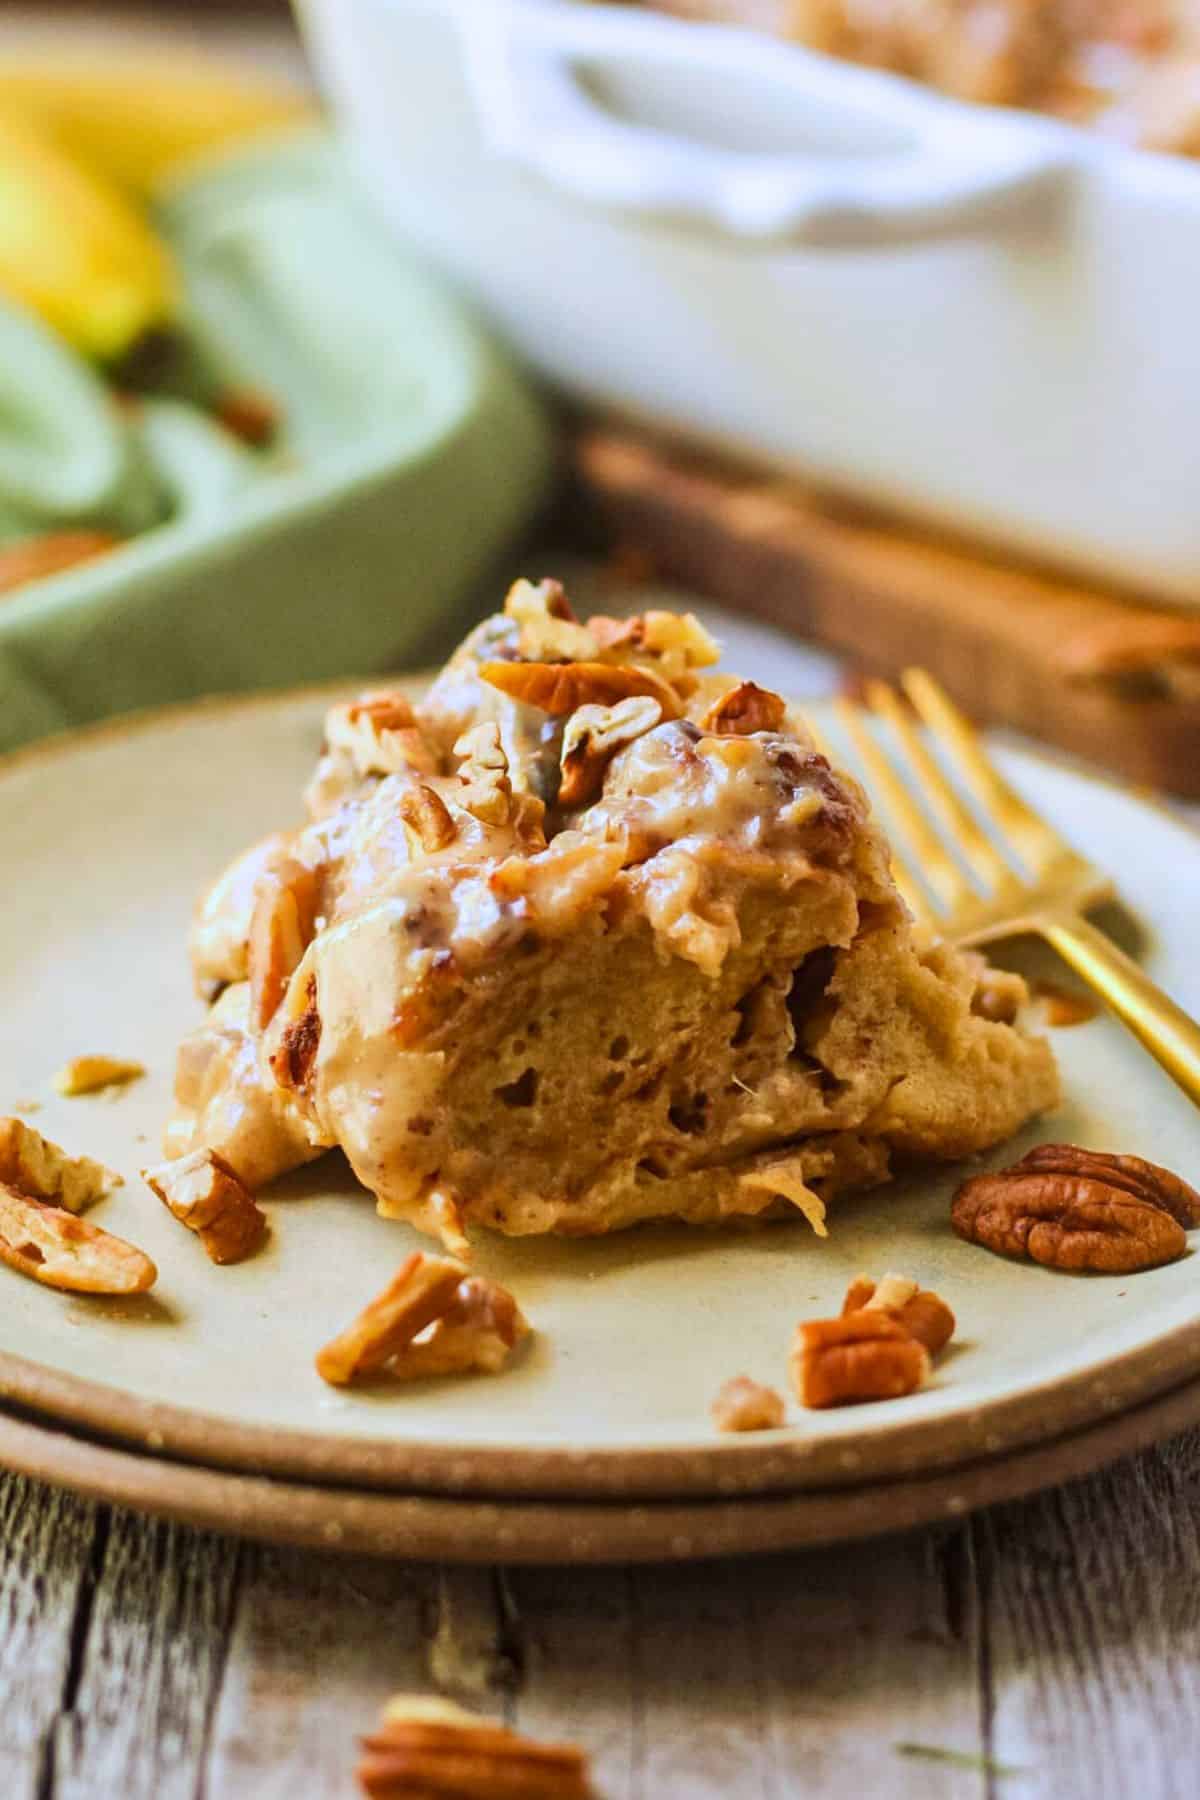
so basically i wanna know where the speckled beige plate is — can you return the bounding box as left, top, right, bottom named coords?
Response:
left=1, top=681, right=1198, bottom=1505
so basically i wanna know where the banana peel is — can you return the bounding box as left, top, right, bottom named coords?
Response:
left=0, top=112, right=179, bottom=361
left=0, top=55, right=314, bottom=196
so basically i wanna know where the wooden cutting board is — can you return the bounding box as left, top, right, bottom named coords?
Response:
left=571, top=428, right=1200, bottom=797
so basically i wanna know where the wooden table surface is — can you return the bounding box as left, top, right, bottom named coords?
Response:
left=5, top=1437, right=1200, bottom=1799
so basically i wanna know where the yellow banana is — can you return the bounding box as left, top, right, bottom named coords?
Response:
left=0, top=55, right=313, bottom=196
left=0, top=112, right=178, bottom=361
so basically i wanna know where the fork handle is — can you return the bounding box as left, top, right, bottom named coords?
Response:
left=1040, top=915, right=1200, bottom=1110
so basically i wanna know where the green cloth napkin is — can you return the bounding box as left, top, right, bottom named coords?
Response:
left=0, top=133, right=553, bottom=752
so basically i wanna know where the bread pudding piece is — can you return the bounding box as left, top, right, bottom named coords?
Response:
left=167, top=579, right=1058, bottom=1248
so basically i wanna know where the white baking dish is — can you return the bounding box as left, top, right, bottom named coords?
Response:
left=298, top=0, right=1200, bottom=607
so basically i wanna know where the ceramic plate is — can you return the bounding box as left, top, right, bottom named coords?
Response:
left=1, top=681, right=1198, bottom=1502
left=6, top=1369, right=1200, bottom=1563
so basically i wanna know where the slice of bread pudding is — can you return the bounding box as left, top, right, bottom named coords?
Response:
left=168, top=579, right=1057, bottom=1248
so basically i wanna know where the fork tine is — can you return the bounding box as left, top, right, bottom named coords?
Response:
left=900, top=669, right=1077, bottom=876
left=833, top=698, right=976, bottom=919
left=801, top=707, right=938, bottom=933
left=863, top=679, right=1019, bottom=895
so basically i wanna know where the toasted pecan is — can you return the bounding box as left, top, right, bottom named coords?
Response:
left=557, top=694, right=662, bottom=809
left=700, top=680, right=787, bottom=736
left=1015, top=1144, right=1200, bottom=1229
left=399, top=783, right=457, bottom=854
left=143, top=1148, right=266, bottom=1265
left=0, top=1186, right=156, bottom=1295
left=842, top=1272, right=957, bottom=1356
left=315, top=1253, right=469, bottom=1386
left=0, top=1117, right=121, bottom=1214
left=248, top=857, right=321, bottom=1032
left=791, top=1311, right=930, bottom=1409
left=359, top=1694, right=593, bottom=1799
left=952, top=1147, right=1191, bottom=1274
left=479, top=659, right=683, bottom=719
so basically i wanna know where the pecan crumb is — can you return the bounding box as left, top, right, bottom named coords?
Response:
left=144, top=1148, right=266, bottom=1265
left=53, top=1055, right=145, bottom=1097
left=358, top=1693, right=594, bottom=1799
left=712, top=1375, right=786, bottom=1433
left=315, top=1254, right=530, bottom=1388
left=952, top=1144, right=1197, bottom=1273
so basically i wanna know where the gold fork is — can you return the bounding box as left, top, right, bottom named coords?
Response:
left=810, top=668, right=1200, bottom=1110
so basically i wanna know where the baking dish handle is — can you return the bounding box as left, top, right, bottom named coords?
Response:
left=457, top=0, right=1069, bottom=244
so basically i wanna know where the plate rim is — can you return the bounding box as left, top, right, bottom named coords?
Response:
left=5, top=681, right=1200, bottom=1502
left=3, top=1365, right=1200, bottom=1564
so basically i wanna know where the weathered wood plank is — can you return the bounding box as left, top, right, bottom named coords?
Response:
left=48, top=1506, right=239, bottom=1800
left=981, top=1432, right=1200, bottom=1800
left=745, top=1532, right=986, bottom=1799
left=0, top=1474, right=97, bottom=1800
left=206, top=1546, right=438, bottom=1800
left=511, top=1533, right=985, bottom=1800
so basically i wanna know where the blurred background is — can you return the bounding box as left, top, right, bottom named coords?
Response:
left=0, top=0, right=1197, bottom=792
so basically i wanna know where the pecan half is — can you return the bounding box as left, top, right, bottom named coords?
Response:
left=0, top=1118, right=121, bottom=1214
left=399, top=783, right=457, bottom=855
left=700, top=680, right=787, bottom=736
left=790, top=1311, right=930, bottom=1409
left=1015, top=1144, right=1200, bottom=1229
left=479, top=659, right=683, bottom=720
left=53, top=1055, right=145, bottom=1096
left=952, top=1150, right=1191, bottom=1274
left=143, top=1148, right=266, bottom=1265
left=558, top=694, right=662, bottom=808
left=842, top=1272, right=957, bottom=1356
left=0, top=1186, right=156, bottom=1294
left=248, top=857, right=321, bottom=1031
left=359, top=1694, right=594, bottom=1800
left=711, top=1375, right=786, bottom=1433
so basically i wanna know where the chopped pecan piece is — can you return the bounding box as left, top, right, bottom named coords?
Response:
left=479, top=659, right=683, bottom=720
left=143, top=1148, right=266, bottom=1265
left=316, top=1252, right=465, bottom=1386
left=399, top=783, right=457, bottom=855
left=587, top=608, right=720, bottom=678
left=951, top=1145, right=1193, bottom=1273
left=324, top=691, right=438, bottom=779
left=316, top=1255, right=530, bottom=1387
left=791, top=1311, right=930, bottom=1409
left=248, top=857, right=321, bottom=1031
left=0, top=1117, right=121, bottom=1213
left=0, top=1186, right=156, bottom=1295
left=358, top=1694, right=594, bottom=1800
left=700, top=680, right=788, bottom=736
left=388, top=1276, right=531, bottom=1380
left=842, top=1271, right=957, bottom=1356
left=711, top=1375, right=786, bottom=1433
left=557, top=694, right=662, bottom=809
left=505, top=576, right=596, bottom=662
left=53, top=1055, right=145, bottom=1096
left=453, top=721, right=514, bottom=826
left=270, top=973, right=322, bottom=1092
